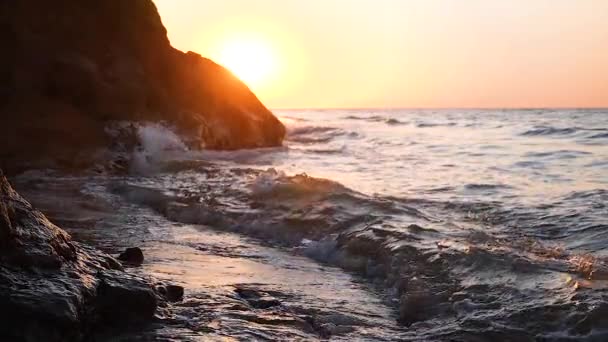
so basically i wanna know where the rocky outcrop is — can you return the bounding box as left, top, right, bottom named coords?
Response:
left=0, top=0, right=285, bottom=173
left=0, top=170, right=159, bottom=341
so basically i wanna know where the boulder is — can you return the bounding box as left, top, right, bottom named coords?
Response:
left=0, top=170, right=158, bottom=341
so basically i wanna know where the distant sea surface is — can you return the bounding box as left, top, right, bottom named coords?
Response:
left=278, top=108, right=608, bottom=251
left=16, top=109, right=608, bottom=340
left=280, top=108, right=608, bottom=213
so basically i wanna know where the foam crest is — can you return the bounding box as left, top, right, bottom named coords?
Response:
left=250, top=168, right=346, bottom=199
left=285, top=124, right=352, bottom=143
left=131, top=122, right=188, bottom=174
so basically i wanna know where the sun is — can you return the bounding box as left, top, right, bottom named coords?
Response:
left=216, top=37, right=278, bottom=89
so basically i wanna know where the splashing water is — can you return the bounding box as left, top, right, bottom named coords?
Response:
left=131, top=122, right=188, bottom=174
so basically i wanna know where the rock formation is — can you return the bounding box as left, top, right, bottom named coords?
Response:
left=0, top=170, right=159, bottom=341
left=0, top=0, right=285, bottom=173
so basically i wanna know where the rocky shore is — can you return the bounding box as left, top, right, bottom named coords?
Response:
left=0, top=0, right=285, bottom=174
left=1, top=170, right=166, bottom=340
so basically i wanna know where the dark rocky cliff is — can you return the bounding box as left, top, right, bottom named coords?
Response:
left=0, top=0, right=285, bottom=173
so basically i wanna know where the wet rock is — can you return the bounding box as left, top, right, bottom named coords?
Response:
left=118, top=247, right=144, bottom=265
left=235, top=286, right=281, bottom=309
left=320, top=323, right=355, bottom=336
left=166, top=285, right=185, bottom=302
left=250, top=296, right=282, bottom=309
left=305, top=312, right=362, bottom=338
left=158, top=284, right=185, bottom=302
left=317, top=313, right=363, bottom=326
left=0, top=171, right=158, bottom=341
left=96, top=270, right=157, bottom=324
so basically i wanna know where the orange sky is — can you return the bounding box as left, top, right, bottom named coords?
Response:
left=154, top=0, right=608, bottom=109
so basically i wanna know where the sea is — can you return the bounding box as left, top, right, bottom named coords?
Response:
left=13, top=109, right=608, bottom=340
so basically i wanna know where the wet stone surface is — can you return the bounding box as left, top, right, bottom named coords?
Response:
left=0, top=171, right=160, bottom=341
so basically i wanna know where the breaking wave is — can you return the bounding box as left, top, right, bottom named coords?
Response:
left=107, top=164, right=608, bottom=339
left=285, top=125, right=355, bottom=143
left=131, top=123, right=189, bottom=173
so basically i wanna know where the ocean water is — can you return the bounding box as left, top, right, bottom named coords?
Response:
left=280, top=109, right=607, bottom=204
left=14, top=109, right=608, bottom=340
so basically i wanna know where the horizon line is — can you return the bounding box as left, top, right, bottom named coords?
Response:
left=270, top=106, right=608, bottom=111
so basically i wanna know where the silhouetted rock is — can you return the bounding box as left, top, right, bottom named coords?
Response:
left=118, top=247, right=145, bottom=265
left=0, top=0, right=285, bottom=174
left=0, top=170, right=159, bottom=341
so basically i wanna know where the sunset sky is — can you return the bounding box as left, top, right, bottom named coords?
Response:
left=154, top=0, right=608, bottom=109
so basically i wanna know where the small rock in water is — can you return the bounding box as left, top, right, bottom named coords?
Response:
left=158, top=284, right=185, bottom=302
left=235, top=287, right=281, bottom=309
left=118, top=247, right=144, bottom=265
left=250, top=296, right=281, bottom=309
left=321, top=323, right=355, bottom=335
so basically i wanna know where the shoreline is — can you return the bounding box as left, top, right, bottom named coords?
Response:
left=10, top=169, right=405, bottom=340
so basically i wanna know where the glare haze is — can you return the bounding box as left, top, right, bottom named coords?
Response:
left=154, top=0, right=608, bottom=109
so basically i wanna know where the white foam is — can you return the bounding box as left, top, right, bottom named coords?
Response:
left=131, top=122, right=188, bottom=174
left=301, top=237, right=339, bottom=262
left=249, top=168, right=287, bottom=196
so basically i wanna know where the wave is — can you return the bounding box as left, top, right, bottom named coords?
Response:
left=563, top=189, right=608, bottom=201
left=250, top=169, right=348, bottom=199
left=464, top=183, right=514, bottom=191
left=521, top=126, right=578, bottom=136
left=288, top=126, right=340, bottom=135
left=342, top=115, right=385, bottom=122
left=589, top=132, right=608, bottom=139
left=416, top=122, right=456, bottom=128
left=343, top=115, right=407, bottom=126
left=279, top=115, right=310, bottom=122
left=519, top=126, right=608, bottom=142
left=107, top=121, right=294, bottom=174
left=107, top=164, right=608, bottom=338
left=519, top=125, right=591, bottom=137
left=132, top=123, right=189, bottom=172
left=385, top=118, right=406, bottom=125
left=102, top=121, right=192, bottom=174
left=289, top=146, right=346, bottom=155
left=286, top=125, right=355, bottom=143
left=523, top=150, right=592, bottom=159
